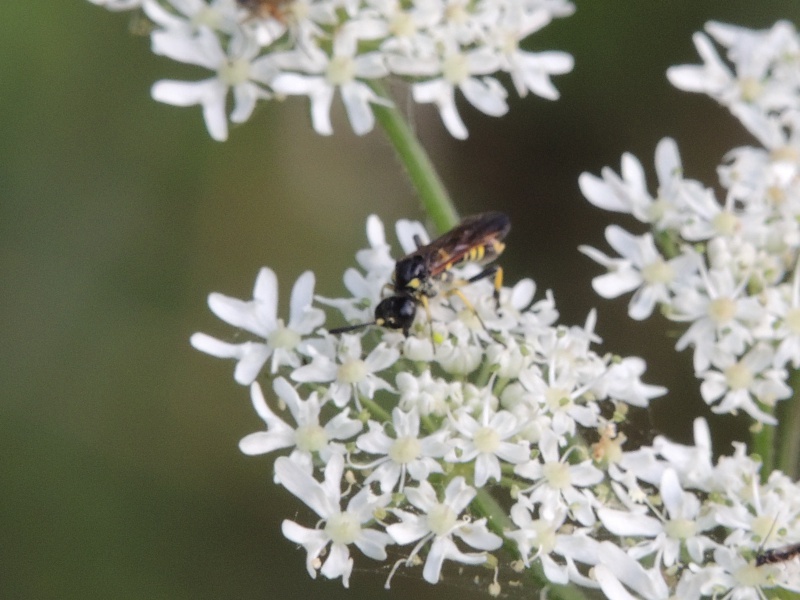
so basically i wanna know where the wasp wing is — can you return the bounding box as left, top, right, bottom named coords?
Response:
left=420, top=212, right=510, bottom=279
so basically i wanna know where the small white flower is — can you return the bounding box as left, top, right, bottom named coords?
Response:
left=190, top=268, right=324, bottom=384
left=515, top=431, right=603, bottom=526
left=518, top=359, right=599, bottom=438
left=291, top=334, right=399, bottom=408
left=271, top=28, right=391, bottom=135
left=151, top=27, right=277, bottom=141
left=276, top=454, right=393, bottom=588
left=239, top=378, right=362, bottom=468
left=450, top=403, right=529, bottom=487
left=699, top=343, right=790, bottom=423
left=355, top=406, right=451, bottom=492
left=506, top=502, right=571, bottom=583
left=386, top=477, right=502, bottom=584
left=493, top=6, right=574, bottom=100
left=599, top=469, right=717, bottom=568
left=671, top=259, right=764, bottom=373
left=412, top=46, right=507, bottom=139
left=701, top=545, right=781, bottom=599
left=579, top=142, right=665, bottom=225
left=667, top=21, right=800, bottom=146
left=580, top=225, right=696, bottom=320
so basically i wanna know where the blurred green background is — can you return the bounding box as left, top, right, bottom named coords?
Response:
left=2, top=2, right=799, bottom=599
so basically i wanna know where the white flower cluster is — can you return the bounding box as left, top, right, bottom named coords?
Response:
left=192, top=215, right=800, bottom=598
left=88, top=0, right=575, bottom=140
left=580, top=20, right=800, bottom=424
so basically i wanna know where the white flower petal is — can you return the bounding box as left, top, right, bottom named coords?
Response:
left=598, top=508, right=662, bottom=537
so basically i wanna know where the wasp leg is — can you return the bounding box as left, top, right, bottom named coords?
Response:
left=446, top=288, right=506, bottom=347
left=466, top=265, right=504, bottom=311
left=418, top=294, right=437, bottom=345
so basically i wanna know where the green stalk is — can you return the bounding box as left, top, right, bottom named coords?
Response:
left=752, top=408, right=775, bottom=483
left=370, top=81, right=459, bottom=234
left=775, top=368, right=800, bottom=479
left=360, top=394, right=391, bottom=423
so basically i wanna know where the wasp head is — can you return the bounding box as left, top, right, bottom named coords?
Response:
left=374, top=295, right=417, bottom=336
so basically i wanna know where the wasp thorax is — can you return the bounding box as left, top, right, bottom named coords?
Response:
left=394, top=255, right=428, bottom=290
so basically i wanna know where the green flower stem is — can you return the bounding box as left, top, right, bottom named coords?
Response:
left=370, top=82, right=460, bottom=234
left=752, top=408, right=775, bottom=482
left=361, top=395, right=391, bottom=423
left=473, top=488, right=589, bottom=600
left=775, top=368, right=800, bottom=479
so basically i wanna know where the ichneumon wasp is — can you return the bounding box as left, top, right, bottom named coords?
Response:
left=756, top=542, right=800, bottom=566
left=330, top=212, right=511, bottom=337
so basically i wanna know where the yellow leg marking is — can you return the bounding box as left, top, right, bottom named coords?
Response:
left=445, top=287, right=505, bottom=346
left=420, top=294, right=436, bottom=343
left=493, top=266, right=503, bottom=309
left=420, top=294, right=432, bottom=321
left=465, top=265, right=503, bottom=310
left=447, top=288, right=482, bottom=325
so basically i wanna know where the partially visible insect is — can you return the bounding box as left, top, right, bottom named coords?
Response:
left=236, top=0, right=286, bottom=20
left=330, top=212, right=511, bottom=337
left=756, top=542, right=800, bottom=566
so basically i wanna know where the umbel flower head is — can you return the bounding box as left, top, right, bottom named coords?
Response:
left=193, top=214, right=800, bottom=598
left=580, top=19, right=800, bottom=425
left=88, top=0, right=575, bottom=140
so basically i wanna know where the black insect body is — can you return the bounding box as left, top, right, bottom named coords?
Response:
left=756, top=542, right=800, bottom=566
left=331, top=212, right=510, bottom=336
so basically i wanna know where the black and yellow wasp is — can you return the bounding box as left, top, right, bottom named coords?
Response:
left=331, top=212, right=511, bottom=336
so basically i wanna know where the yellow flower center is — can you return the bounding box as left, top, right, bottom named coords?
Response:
left=708, top=297, right=736, bottom=325
left=327, top=55, right=356, bottom=85
left=268, top=322, right=301, bottom=349
left=543, top=462, right=571, bottom=490
left=473, top=427, right=500, bottom=453
left=545, top=387, right=571, bottom=411
left=664, top=518, right=697, bottom=540
left=295, top=424, right=328, bottom=452
left=724, top=361, right=752, bottom=391
left=641, top=258, right=674, bottom=285
left=739, top=77, right=762, bottom=103
left=427, top=503, right=457, bottom=536
left=712, top=211, right=740, bottom=236
left=443, top=53, right=469, bottom=84
left=389, top=436, right=421, bottom=464
left=325, top=512, right=361, bottom=545
left=219, top=58, right=251, bottom=86
left=338, top=359, right=368, bottom=383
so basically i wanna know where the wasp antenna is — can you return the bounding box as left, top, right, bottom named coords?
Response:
left=328, top=321, right=375, bottom=335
